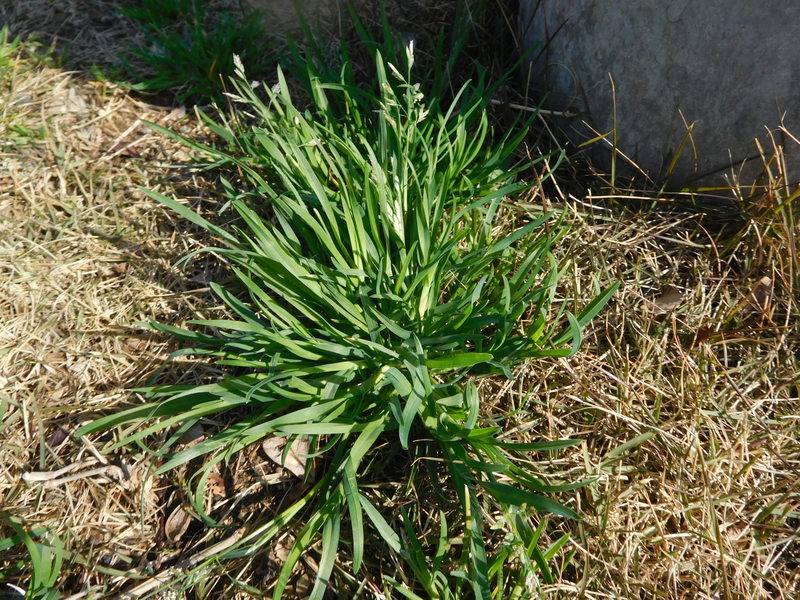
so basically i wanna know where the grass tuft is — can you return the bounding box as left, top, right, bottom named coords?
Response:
left=76, top=45, right=616, bottom=598
left=3, top=3, right=798, bottom=598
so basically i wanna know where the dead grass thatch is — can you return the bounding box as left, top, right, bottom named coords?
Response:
left=1, top=2, right=798, bottom=599
left=0, top=34, right=226, bottom=597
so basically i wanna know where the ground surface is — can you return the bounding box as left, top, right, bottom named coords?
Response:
left=1, top=1, right=799, bottom=599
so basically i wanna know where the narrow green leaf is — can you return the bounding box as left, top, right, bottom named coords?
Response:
left=494, top=439, right=580, bottom=452
left=465, top=492, right=491, bottom=600
left=383, top=366, right=412, bottom=396
left=141, top=187, right=239, bottom=246
left=552, top=281, right=620, bottom=346
left=604, top=431, right=656, bottom=460
left=273, top=510, right=326, bottom=599
left=309, top=510, right=341, bottom=600
left=341, top=468, right=364, bottom=573
left=359, top=495, right=401, bottom=553
left=479, top=481, right=579, bottom=519
left=427, top=353, right=493, bottom=370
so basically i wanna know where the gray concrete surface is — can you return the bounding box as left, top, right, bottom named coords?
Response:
left=519, top=1, right=800, bottom=188
left=244, top=0, right=362, bottom=36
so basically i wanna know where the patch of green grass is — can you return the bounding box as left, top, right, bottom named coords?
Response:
left=0, top=27, right=21, bottom=80
left=4, top=123, right=46, bottom=147
left=0, top=515, right=63, bottom=600
left=0, top=28, right=47, bottom=150
left=118, top=0, right=276, bottom=104
left=78, top=44, right=616, bottom=599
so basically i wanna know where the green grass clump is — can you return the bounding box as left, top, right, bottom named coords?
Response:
left=0, top=515, right=62, bottom=600
left=0, top=27, right=21, bottom=80
left=78, top=46, right=616, bottom=598
left=119, top=0, right=274, bottom=104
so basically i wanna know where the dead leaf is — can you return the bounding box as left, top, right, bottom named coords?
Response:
left=206, top=472, right=227, bottom=497
left=164, top=504, right=192, bottom=543
left=177, top=423, right=205, bottom=446
left=732, top=275, right=774, bottom=322
left=262, top=436, right=308, bottom=478
left=124, top=337, right=150, bottom=351
left=689, top=325, right=713, bottom=347
left=110, top=263, right=129, bottom=276
left=271, top=535, right=293, bottom=564
left=107, top=140, right=141, bottom=158
left=46, top=426, right=69, bottom=449
left=650, top=286, right=684, bottom=314
left=259, top=471, right=290, bottom=485
left=748, top=275, right=772, bottom=313
left=270, top=536, right=315, bottom=598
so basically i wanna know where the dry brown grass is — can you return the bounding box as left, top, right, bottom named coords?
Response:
left=505, top=143, right=800, bottom=598
left=1, top=2, right=799, bottom=599
left=0, top=33, right=225, bottom=597
left=0, top=0, right=137, bottom=73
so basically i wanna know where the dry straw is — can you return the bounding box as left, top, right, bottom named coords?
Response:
left=1, top=1, right=799, bottom=599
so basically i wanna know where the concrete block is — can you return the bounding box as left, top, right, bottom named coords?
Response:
left=243, top=0, right=359, bottom=37
left=519, top=0, right=800, bottom=187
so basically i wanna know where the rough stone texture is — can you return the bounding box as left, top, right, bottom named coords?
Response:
left=519, top=0, right=800, bottom=187
left=244, top=0, right=364, bottom=36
